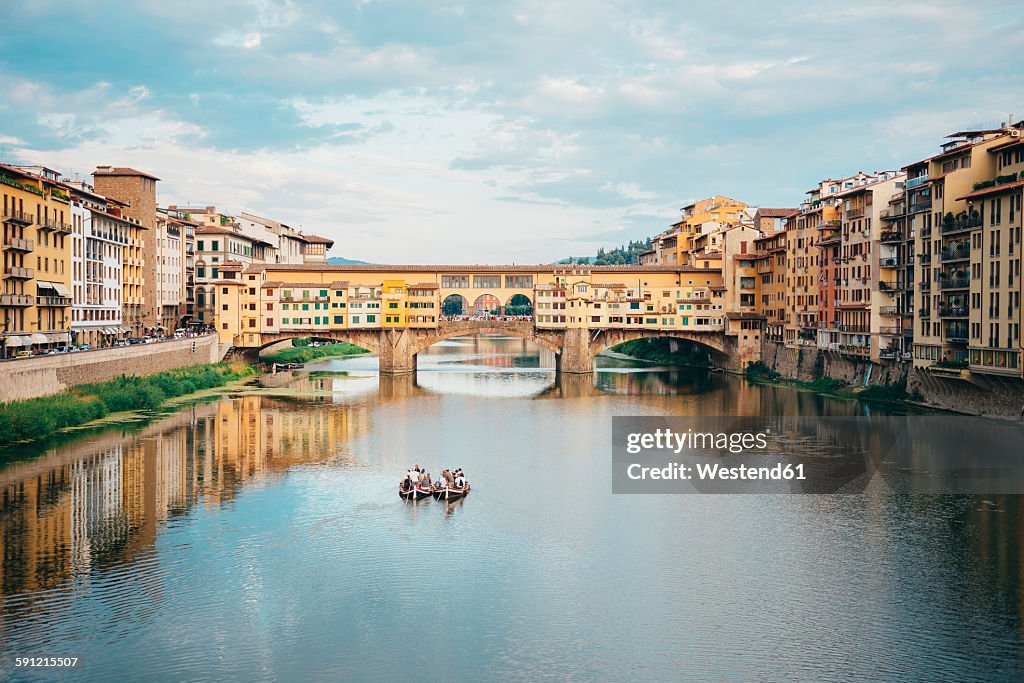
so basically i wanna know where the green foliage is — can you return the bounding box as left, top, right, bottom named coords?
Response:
left=611, top=337, right=711, bottom=367
left=0, top=363, right=254, bottom=446
left=744, top=361, right=780, bottom=381
left=804, top=376, right=848, bottom=393
left=262, top=341, right=368, bottom=364
left=569, top=238, right=653, bottom=266
left=855, top=381, right=908, bottom=403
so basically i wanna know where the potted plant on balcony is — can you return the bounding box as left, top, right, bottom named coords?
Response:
left=943, top=212, right=955, bottom=231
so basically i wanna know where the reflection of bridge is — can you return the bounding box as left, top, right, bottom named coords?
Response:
left=255, top=319, right=741, bottom=374
left=219, top=263, right=764, bottom=374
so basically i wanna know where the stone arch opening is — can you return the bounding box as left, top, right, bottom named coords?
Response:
left=592, top=331, right=730, bottom=368
left=504, top=293, right=533, bottom=318
left=473, top=294, right=501, bottom=316
left=442, top=294, right=468, bottom=317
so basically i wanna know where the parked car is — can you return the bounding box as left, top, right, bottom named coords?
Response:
left=14, top=350, right=32, bottom=358
left=113, top=338, right=129, bottom=347
left=77, top=344, right=90, bottom=351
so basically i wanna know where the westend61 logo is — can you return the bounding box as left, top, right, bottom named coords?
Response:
left=612, top=416, right=1024, bottom=495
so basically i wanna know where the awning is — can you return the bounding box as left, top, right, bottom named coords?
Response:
left=36, top=281, right=58, bottom=293
left=51, top=282, right=71, bottom=297
left=29, top=333, right=48, bottom=345
left=47, top=332, right=70, bottom=343
left=4, top=335, right=26, bottom=347
left=121, top=326, right=131, bottom=334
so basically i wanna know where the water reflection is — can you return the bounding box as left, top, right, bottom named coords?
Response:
left=0, top=334, right=1021, bottom=681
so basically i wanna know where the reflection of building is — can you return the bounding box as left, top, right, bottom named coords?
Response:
left=0, top=393, right=369, bottom=597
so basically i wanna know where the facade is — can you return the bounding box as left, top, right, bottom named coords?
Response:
left=92, top=166, right=159, bottom=333
left=1, top=164, right=74, bottom=356
left=154, top=211, right=191, bottom=331
left=66, top=182, right=130, bottom=347
left=908, top=124, right=1024, bottom=378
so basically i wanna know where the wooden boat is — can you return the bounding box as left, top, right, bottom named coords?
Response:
left=432, top=482, right=470, bottom=501
left=399, top=483, right=433, bottom=500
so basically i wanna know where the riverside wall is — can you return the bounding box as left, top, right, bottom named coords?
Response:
left=0, top=334, right=225, bottom=402
left=759, top=340, right=1024, bottom=418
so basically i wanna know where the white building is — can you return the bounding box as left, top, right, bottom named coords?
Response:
left=67, top=182, right=129, bottom=346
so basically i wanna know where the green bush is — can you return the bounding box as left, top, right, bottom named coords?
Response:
left=262, top=341, right=369, bottom=365
left=744, top=361, right=780, bottom=381
left=0, top=362, right=254, bottom=446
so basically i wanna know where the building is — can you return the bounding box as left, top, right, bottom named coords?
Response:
left=753, top=230, right=787, bottom=343
left=1, top=164, right=74, bottom=356
left=907, top=123, right=1024, bottom=378
left=154, top=210, right=198, bottom=331
left=66, top=181, right=131, bottom=347
left=92, top=166, right=159, bottom=333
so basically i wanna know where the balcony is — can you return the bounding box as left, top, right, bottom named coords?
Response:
left=918, top=281, right=932, bottom=291
left=3, top=266, right=33, bottom=279
left=940, top=245, right=970, bottom=262
left=908, top=200, right=932, bottom=214
left=836, top=324, right=870, bottom=333
left=878, top=281, right=899, bottom=293
left=2, top=210, right=33, bottom=226
left=879, top=306, right=900, bottom=317
left=880, top=207, right=906, bottom=221
left=878, top=325, right=903, bottom=336
left=941, top=215, right=982, bottom=235
left=879, top=257, right=898, bottom=268
left=846, top=207, right=865, bottom=219
left=939, top=305, right=968, bottom=318
left=939, top=274, right=970, bottom=290
left=880, top=230, right=903, bottom=243
left=36, top=295, right=72, bottom=307
left=944, top=328, right=969, bottom=344
left=906, top=175, right=929, bottom=189
left=3, top=236, right=33, bottom=252
left=918, top=253, right=932, bottom=266
left=0, top=293, right=33, bottom=306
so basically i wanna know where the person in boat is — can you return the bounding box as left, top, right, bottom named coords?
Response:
left=442, top=468, right=455, bottom=488
left=401, top=473, right=413, bottom=492
left=420, top=471, right=432, bottom=489
left=454, top=470, right=466, bottom=488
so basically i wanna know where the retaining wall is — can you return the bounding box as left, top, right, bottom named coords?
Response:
left=0, top=334, right=224, bottom=402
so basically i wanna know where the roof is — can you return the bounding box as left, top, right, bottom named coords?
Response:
left=302, top=234, right=335, bottom=245
left=754, top=208, right=798, bottom=218
left=241, top=263, right=722, bottom=275
left=409, top=283, right=439, bottom=289
left=957, top=179, right=1024, bottom=201
left=93, top=165, right=160, bottom=181
left=989, top=137, right=1024, bottom=154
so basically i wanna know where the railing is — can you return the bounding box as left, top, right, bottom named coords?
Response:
left=280, top=296, right=331, bottom=303
left=880, top=208, right=906, bottom=220
left=939, top=305, right=968, bottom=317
left=941, top=216, right=982, bottom=234
left=846, top=207, right=865, bottom=219
left=878, top=281, right=898, bottom=292
left=880, top=230, right=903, bottom=242
left=879, top=257, right=898, bottom=267
left=940, top=245, right=970, bottom=261
left=909, top=201, right=932, bottom=214
left=2, top=210, right=34, bottom=225
left=0, top=293, right=33, bottom=306
left=919, top=281, right=932, bottom=291
left=3, top=266, right=33, bottom=279
left=944, top=330, right=969, bottom=344
left=3, top=237, right=33, bottom=252
left=36, top=295, right=72, bottom=307
left=879, top=306, right=900, bottom=316
left=906, top=175, right=929, bottom=189
left=918, top=253, right=931, bottom=266
left=878, top=326, right=903, bottom=335
left=836, top=324, right=870, bottom=333
left=939, top=275, right=970, bottom=289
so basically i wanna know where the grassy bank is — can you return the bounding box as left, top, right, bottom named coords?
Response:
left=607, top=338, right=711, bottom=368
left=744, top=361, right=914, bottom=405
left=0, top=362, right=256, bottom=445
left=262, top=339, right=369, bottom=365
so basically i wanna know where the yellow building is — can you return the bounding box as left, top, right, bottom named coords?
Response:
left=1, top=164, right=74, bottom=355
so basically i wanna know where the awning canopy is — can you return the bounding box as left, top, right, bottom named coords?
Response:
left=29, top=333, right=48, bottom=345
left=121, top=326, right=131, bottom=334
left=4, top=335, right=26, bottom=347
left=47, top=332, right=70, bottom=343
left=51, top=282, right=71, bottom=297
left=36, top=281, right=58, bottom=293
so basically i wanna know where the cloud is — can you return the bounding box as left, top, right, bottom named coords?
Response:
left=0, top=0, right=1022, bottom=262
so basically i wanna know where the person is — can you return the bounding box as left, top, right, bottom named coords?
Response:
left=443, top=469, right=455, bottom=487
left=401, top=473, right=412, bottom=492
left=455, top=470, right=465, bottom=488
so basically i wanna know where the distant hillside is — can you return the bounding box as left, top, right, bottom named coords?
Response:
left=327, top=256, right=371, bottom=265
left=556, top=239, right=652, bottom=266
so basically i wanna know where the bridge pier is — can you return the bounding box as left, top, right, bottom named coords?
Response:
left=377, top=328, right=418, bottom=375
left=558, top=328, right=595, bottom=374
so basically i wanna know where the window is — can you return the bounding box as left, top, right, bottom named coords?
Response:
left=352, top=316, right=360, bottom=324
left=366, top=315, right=376, bottom=323
left=389, top=302, right=398, bottom=308
left=441, top=275, right=469, bottom=288
left=473, top=275, right=501, bottom=288
left=211, top=240, right=219, bottom=251
left=266, top=318, right=274, bottom=326
left=320, top=289, right=328, bottom=297
left=222, top=287, right=228, bottom=294
left=334, top=316, right=344, bottom=324
left=505, top=275, right=533, bottom=288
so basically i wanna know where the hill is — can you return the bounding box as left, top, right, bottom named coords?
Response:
left=327, top=256, right=371, bottom=265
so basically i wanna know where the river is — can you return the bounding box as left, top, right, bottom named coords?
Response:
left=1, top=335, right=1022, bottom=681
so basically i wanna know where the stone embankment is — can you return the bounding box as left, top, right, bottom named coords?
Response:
left=0, top=334, right=225, bottom=402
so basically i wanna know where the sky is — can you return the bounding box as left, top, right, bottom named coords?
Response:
left=1, top=1, right=1023, bottom=264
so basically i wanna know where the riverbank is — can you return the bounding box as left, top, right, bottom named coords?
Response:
left=262, top=341, right=369, bottom=365
left=744, top=361, right=912, bottom=406
left=607, top=338, right=711, bottom=369
left=0, top=361, right=256, bottom=446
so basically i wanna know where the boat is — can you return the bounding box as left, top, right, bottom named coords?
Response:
left=432, top=482, right=470, bottom=501
left=399, top=483, right=433, bottom=500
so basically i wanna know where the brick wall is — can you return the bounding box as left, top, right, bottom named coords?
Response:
left=0, top=334, right=223, bottom=402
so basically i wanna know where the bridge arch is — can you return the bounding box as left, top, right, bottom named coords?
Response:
left=253, top=331, right=382, bottom=356
left=410, top=321, right=563, bottom=356
left=472, top=294, right=501, bottom=316
left=505, top=293, right=533, bottom=317
left=588, top=329, right=732, bottom=362
left=442, top=294, right=467, bottom=316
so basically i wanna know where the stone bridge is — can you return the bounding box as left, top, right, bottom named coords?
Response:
left=251, top=320, right=742, bottom=374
